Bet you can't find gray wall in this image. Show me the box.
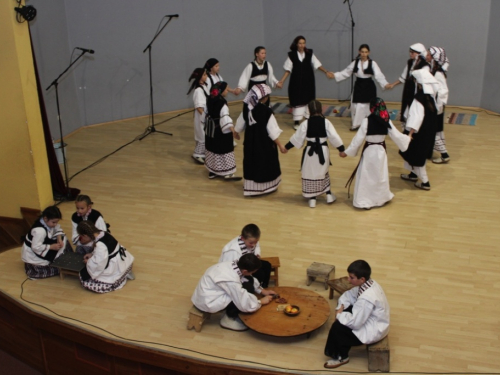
[29,0,497,137]
[482,1,500,113]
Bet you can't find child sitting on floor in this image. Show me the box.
[324,260,390,369]
[21,206,69,279]
[218,224,272,288]
[71,194,109,254]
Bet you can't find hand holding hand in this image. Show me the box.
[232,130,240,140]
[280,146,288,154]
[233,88,242,96]
[385,83,392,90]
[276,81,283,89]
[339,151,347,158]
[326,71,334,79]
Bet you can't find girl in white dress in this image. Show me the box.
[77,221,134,294]
[332,44,391,131]
[233,46,280,98]
[187,68,209,164]
[342,98,410,210]
[285,100,345,208]
[427,46,450,164]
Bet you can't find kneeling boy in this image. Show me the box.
[192,253,276,331]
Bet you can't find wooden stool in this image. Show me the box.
[260,256,280,286]
[367,335,390,372]
[187,305,211,332]
[327,276,354,299]
[306,262,335,290]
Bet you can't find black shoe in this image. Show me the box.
[400,173,418,182]
[414,181,431,190]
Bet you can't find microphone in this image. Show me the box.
[76,47,95,54]
[164,14,179,18]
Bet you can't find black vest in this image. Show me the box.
[72,209,103,226]
[24,220,59,261]
[352,58,374,75]
[288,49,315,107]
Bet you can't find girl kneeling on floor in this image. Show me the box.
[77,221,134,293]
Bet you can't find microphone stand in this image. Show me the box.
[139,16,175,140]
[46,50,88,200]
[346,0,355,94]
[339,0,356,103]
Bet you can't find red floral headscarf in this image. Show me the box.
[370,97,389,122]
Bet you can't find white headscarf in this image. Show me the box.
[429,46,449,72]
[243,84,272,125]
[412,69,439,96]
[410,43,427,59]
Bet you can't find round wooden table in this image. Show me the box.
[239,286,331,337]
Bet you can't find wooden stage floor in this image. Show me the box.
[1,98,499,374]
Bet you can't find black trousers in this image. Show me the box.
[226,276,257,318]
[324,306,363,359]
[252,259,271,288]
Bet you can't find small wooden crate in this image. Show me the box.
[306,262,335,290]
[367,335,390,372]
[187,305,211,332]
[327,276,354,299]
[260,256,280,286]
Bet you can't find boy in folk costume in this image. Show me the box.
[324,260,390,369]
[399,69,440,190]
[218,224,272,288]
[192,253,276,331]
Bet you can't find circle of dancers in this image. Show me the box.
[188,37,450,209]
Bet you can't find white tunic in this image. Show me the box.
[192,261,262,314]
[289,118,343,182]
[193,85,209,142]
[283,51,322,72]
[433,70,449,115]
[237,61,279,92]
[219,104,233,134]
[71,215,107,245]
[206,73,224,90]
[21,219,66,266]
[218,236,262,263]
[345,119,410,209]
[336,279,390,344]
[235,112,283,141]
[334,60,388,127]
[85,233,134,284]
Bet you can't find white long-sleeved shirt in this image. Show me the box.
[192,261,262,313]
[337,279,390,344]
[237,61,279,92]
[283,51,322,72]
[334,59,388,89]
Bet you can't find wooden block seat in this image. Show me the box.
[260,256,280,286]
[327,276,354,299]
[187,305,212,332]
[367,335,390,372]
[306,262,335,290]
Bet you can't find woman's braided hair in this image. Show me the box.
[76,220,99,250]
